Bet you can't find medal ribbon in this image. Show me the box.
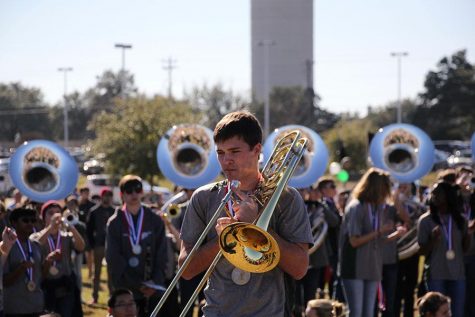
[47,232,61,267]
[368,204,380,232]
[440,215,453,251]
[225,182,236,217]
[15,239,33,281]
[122,205,144,250]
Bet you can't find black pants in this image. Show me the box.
[395,255,419,317]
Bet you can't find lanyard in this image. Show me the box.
[225,182,236,217]
[368,204,380,231]
[122,205,144,248]
[47,232,61,267]
[440,215,453,251]
[463,202,472,220]
[15,239,33,281]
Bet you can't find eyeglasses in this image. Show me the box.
[327,184,336,189]
[114,302,137,309]
[20,217,37,224]
[123,185,143,194]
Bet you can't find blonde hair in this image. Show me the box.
[352,167,392,204]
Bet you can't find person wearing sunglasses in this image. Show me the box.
[106,175,168,317]
[3,207,44,316]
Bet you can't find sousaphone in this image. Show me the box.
[157,124,221,189]
[9,140,78,203]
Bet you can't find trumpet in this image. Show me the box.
[62,209,79,227]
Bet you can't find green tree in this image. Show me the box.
[249,86,339,134]
[184,83,248,128]
[89,96,201,184]
[0,83,51,142]
[323,118,377,172]
[415,50,475,139]
[48,92,90,141]
[83,70,137,115]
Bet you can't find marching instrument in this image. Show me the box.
[308,213,328,255]
[160,190,189,219]
[263,125,328,188]
[369,123,434,183]
[157,124,221,189]
[8,140,78,202]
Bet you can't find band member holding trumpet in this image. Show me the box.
[3,208,44,316]
[178,111,313,316]
[33,200,85,317]
[106,175,168,317]
[418,181,470,317]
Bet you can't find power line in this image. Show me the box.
[162,57,177,99]
[0,108,50,116]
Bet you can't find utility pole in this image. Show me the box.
[258,40,276,138]
[162,57,177,99]
[58,67,73,148]
[114,43,133,100]
[390,51,409,123]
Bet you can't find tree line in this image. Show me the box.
[0,50,473,179]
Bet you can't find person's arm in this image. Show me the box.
[178,238,220,280]
[68,224,85,252]
[349,222,394,248]
[34,213,62,245]
[270,230,309,279]
[4,260,34,287]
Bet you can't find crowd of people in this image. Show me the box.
[0,110,473,317]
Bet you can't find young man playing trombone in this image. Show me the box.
[178,111,313,317]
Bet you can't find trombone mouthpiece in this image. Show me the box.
[230,180,240,190]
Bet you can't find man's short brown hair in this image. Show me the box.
[317,176,336,191]
[213,110,262,148]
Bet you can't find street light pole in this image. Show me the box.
[390,51,409,123]
[258,40,276,138]
[114,43,133,100]
[58,67,73,148]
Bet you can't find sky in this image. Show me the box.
[0,0,474,116]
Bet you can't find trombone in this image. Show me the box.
[150,130,308,317]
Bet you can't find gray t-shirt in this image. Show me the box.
[417,212,467,280]
[3,237,45,314]
[180,182,313,317]
[339,199,386,281]
[33,231,75,280]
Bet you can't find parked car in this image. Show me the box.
[82,158,105,175]
[85,174,172,205]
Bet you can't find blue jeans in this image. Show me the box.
[427,279,465,317]
[342,279,378,317]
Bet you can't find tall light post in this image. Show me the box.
[58,67,73,148]
[114,43,133,99]
[258,40,276,138]
[390,51,409,123]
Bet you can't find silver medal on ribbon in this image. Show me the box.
[231,267,251,285]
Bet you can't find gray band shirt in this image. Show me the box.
[339,199,385,281]
[180,182,313,317]
[417,211,467,280]
[106,205,168,298]
[3,238,45,314]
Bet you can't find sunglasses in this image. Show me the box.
[20,217,37,224]
[123,184,143,194]
[327,184,336,189]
